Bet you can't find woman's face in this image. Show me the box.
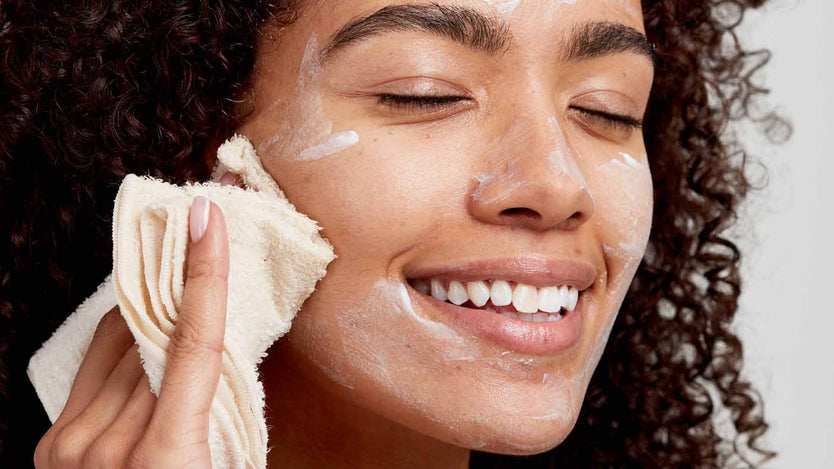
[234,0,653,454]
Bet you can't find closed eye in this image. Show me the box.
[376,94,469,112]
[568,106,643,129]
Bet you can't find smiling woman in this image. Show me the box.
[0,0,779,468]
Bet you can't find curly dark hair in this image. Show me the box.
[0,0,783,467]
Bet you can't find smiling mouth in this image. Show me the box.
[400,256,597,353]
[405,277,581,323]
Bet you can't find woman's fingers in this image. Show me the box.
[54,307,133,426]
[44,345,143,467]
[218,171,242,187]
[145,197,229,447]
[36,197,229,468]
[83,374,156,468]
[35,310,134,468]
[219,170,253,190]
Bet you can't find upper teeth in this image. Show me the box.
[415,278,580,313]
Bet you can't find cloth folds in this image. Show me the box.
[27,135,337,468]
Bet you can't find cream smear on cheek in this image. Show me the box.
[258,34,358,162]
[297,130,359,160]
[577,149,653,385]
[598,150,653,277]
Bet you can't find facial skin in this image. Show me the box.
[226,0,654,467]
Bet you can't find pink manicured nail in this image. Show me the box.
[190,196,210,242]
[219,172,237,186]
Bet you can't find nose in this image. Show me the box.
[468,115,595,232]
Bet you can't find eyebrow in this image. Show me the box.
[563,21,655,65]
[320,3,512,61]
[320,3,655,67]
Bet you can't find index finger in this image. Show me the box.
[150,197,229,438]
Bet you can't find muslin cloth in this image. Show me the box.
[27,135,337,468]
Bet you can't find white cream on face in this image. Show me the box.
[546,116,590,191]
[484,0,521,14]
[597,151,653,272]
[547,148,589,189]
[471,115,591,207]
[258,34,359,162]
[472,168,532,204]
[571,149,652,387]
[297,130,359,160]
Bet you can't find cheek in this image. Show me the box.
[564,151,653,390]
[259,128,475,267]
[590,151,654,288]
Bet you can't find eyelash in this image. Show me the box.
[376,94,468,111]
[567,105,643,131]
[375,94,643,131]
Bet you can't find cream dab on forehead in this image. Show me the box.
[483,0,521,14]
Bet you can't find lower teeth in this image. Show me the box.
[424,290,570,322]
[498,311,563,322]
[477,305,565,322]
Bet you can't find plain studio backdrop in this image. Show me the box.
[731,0,833,467]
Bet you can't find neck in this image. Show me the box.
[262,343,471,469]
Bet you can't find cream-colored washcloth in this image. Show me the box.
[27,135,336,468]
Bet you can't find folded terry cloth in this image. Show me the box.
[27,135,337,468]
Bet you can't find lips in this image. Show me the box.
[402,256,597,355]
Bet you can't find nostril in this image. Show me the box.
[500,207,541,220]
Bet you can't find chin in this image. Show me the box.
[440,413,579,455]
[387,376,586,456]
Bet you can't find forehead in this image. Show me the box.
[295,0,646,43]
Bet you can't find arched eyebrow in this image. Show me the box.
[563,21,655,65]
[320,3,512,61]
[320,3,655,68]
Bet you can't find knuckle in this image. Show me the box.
[50,425,91,467]
[169,315,222,358]
[186,257,227,283]
[125,439,157,469]
[93,307,125,339]
[82,434,128,469]
[34,428,57,468]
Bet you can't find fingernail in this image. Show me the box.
[219,172,237,186]
[190,196,210,242]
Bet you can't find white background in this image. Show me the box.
[734,0,833,467]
